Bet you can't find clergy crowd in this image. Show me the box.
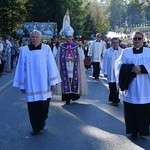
[0,11,149,141]
[0,28,149,140]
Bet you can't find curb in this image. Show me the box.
[0,80,13,93]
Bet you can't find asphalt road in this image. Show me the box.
[0,70,149,150]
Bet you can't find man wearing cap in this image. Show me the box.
[88,33,106,80]
[13,30,61,135]
[56,26,88,104]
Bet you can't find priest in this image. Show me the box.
[88,33,106,80]
[56,24,88,105]
[13,30,61,135]
[115,31,150,140]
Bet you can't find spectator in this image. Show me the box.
[49,35,59,59]
[5,41,11,73]
[83,40,91,70]
[0,37,4,76]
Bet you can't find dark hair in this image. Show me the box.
[52,35,58,40]
[111,37,119,43]
[134,31,144,38]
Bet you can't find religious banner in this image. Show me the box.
[24,22,57,38]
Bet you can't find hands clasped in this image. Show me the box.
[66,57,74,62]
[132,66,141,74]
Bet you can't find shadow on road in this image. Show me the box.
[62,102,125,135]
[62,102,150,150]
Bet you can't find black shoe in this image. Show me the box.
[113,102,118,106]
[65,101,70,105]
[40,122,45,131]
[131,133,138,140]
[95,77,99,80]
[31,131,42,136]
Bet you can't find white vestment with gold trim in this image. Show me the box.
[13,44,61,102]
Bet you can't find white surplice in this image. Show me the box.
[13,44,61,102]
[103,46,123,82]
[115,47,150,104]
[52,44,58,58]
[88,40,106,62]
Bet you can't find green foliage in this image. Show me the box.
[83,1,110,38]
[109,0,128,29]
[28,0,85,36]
[82,13,96,39]
[107,0,150,32]
[0,0,29,37]
[127,0,144,25]
[1,0,150,39]
[0,0,112,39]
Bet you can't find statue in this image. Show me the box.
[59,10,74,36]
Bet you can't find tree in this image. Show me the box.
[127,0,145,27]
[109,0,128,30]
[28,0,85,36]
[0,0,29,37]
[28,0,49,21]
[143,0,150,23]
[83,13,96,39]
[83,0,110,38]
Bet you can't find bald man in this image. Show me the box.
[13,30,61,135]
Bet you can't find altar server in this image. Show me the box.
[115,31,150,140]
[13,30,61,135]
[103,37,123,106]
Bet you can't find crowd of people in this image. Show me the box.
[0,23,150,140]
[0,36,20,77]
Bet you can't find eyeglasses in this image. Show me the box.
[133,37,142,41]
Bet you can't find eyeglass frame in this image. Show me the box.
[133,37,143,41]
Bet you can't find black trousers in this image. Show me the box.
[0,60,5,73]
[62,93,80,102]
[27,98,50,132]
[124,101,150,136]
[92,62,100,79]
[11,55,16,70]
[108,82,120,103]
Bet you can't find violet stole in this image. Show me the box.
[60,43,79,93]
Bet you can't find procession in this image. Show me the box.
[0,0,150,150]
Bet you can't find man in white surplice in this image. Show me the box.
[13,30,61,135]
[88,33,106,79]
[115,31,150,140]
[103,37,123,106]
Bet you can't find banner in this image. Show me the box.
[24,22,57,38]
